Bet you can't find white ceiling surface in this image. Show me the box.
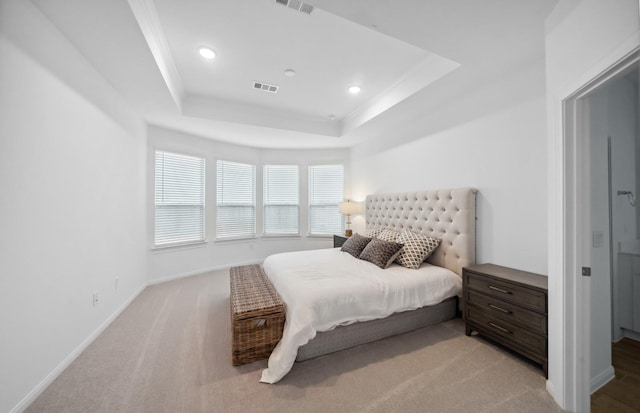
[31,0,558,149]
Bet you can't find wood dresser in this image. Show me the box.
[463,263,548,377]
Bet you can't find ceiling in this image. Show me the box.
[31,0,558,149]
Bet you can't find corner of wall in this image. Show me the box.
[8,284,147,413]
[590,365,615,394]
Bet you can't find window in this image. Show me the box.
[263,165,299,235]
[216,160,256,239]
[308,164,344,235]
[154,151,205,247]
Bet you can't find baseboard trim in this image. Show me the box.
[590,365,615,394]
[545,379,557,402]
[9,282,147,413]
[146,259,263,286]
[622,328,640,342]
[11,261,263,413]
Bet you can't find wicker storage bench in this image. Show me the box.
[230,264,285,366]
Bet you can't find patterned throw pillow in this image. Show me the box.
[366,227,385,239]
[340,233,372,258]
[395,229,441,269]
[376,228,400,242]
[359,238,404,269]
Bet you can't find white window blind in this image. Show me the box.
[154,151,205,247]
[263,165,299,235]
[308,164,344,235]
[216,160,256,239]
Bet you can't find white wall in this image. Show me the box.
[350,61,548,275]
[147,126,349,282]
[545,0,640,409]
[0,2,147,412]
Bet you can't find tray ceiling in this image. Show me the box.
[30,0,558,148]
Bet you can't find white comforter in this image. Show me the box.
[259,248,462,383]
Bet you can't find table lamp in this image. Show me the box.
[338,200,359,237]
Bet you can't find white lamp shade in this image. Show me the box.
[338,200,360,215]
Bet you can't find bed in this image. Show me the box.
[260,187,477,383]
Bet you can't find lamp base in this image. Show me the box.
[345,229,353,237]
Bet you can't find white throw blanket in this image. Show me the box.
[260,248,462,383]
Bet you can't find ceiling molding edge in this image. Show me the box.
[341,54,461,135]
[182,95,341,137]
[127,0,184,112]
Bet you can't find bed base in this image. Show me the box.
[295,296,458,362]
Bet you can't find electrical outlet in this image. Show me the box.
[115,277,120,290]
[92,292,99,307]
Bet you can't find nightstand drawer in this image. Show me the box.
[466,290,547,335]
[463,264,548,377]
[466,306,546,356]
[464,271,546,313]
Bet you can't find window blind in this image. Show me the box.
[216,160,256,239]
[308,164,344,235]
[263,165,299,235]
[154,151,205,247]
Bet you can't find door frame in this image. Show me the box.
[560,48,639,412]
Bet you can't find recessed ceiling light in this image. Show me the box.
[284,69,296,77]
[328,115,336,120]
[348,85,361,94]
[198,47,216,60]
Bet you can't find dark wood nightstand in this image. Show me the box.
[333,235,348,248]
[463,263,548,377]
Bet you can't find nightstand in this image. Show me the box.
[333,235,348,248]
[463,263,548,377]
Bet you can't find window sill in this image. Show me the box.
[261,234,302,239]
[214,236,258,244]
[151,235,336,251]
[151,240,208,253]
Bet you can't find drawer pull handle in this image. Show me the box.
[488,304,512,314]
[489,322,511,334]
[488,285,512,294]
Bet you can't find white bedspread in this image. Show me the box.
[259,247,462,383]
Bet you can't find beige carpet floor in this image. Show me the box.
[26,269,563,413]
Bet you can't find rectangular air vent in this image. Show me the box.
[274,0,314,15]
[253,81,279,94]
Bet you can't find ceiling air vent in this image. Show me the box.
[253,81,279,94]
[274,0,314,15]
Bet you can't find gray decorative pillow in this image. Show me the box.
[359,238,404,269]
[377,228,400,242]
[340,233,372,258]
[395,229,441,269]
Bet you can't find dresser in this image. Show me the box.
[463,263,548,377]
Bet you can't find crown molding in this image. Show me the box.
[127,0,184,111]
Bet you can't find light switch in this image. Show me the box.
[593,231,604,248]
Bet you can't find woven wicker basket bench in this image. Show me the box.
[229,264,285,366]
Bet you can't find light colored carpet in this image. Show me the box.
[26,269,563,413]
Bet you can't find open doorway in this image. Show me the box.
[580,61,640,412]
[562,49,640,413]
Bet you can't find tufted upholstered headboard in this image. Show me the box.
[365,188,477,277]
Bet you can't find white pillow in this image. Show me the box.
[395,229,441,269]
[376,228,400,242]
[366,227,385,239]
